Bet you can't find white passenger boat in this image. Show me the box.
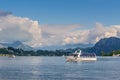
[65,49,97,62]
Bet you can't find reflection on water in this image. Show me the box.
[0,56,120,80]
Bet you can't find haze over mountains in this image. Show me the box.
[0,37,120,56]
[39,37,120,56]
[38,43,94,50]
[0,41,33,51]
[0,40,93,50]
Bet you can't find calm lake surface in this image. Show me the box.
[0,56,120,80]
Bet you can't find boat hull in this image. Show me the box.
[65,56,97,62]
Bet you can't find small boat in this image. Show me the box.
[8,54,15,58]
[65,49,97,62]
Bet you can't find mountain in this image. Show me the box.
[64,43,94,49]
[11,41,33,51]
[91,37,120,55]
[11,41,23,47]
[0,42,10,48]
[38,43,94,50]
[0,41,33,51]
[0,44,4,48]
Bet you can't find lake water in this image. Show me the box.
[0,56,120,80]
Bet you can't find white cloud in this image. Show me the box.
[87,23,120,43]
[41,24,82,35]
[41,24,82,46]
[41,23,120,46]
[63,30,89,44]
[0,15,42,47]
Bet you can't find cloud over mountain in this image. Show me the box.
[41,23,120,46]
[88,23,120,43]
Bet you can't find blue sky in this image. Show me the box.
[0,0,120,47]
[1,0,120,27]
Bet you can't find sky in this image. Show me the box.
[0,0,120,47]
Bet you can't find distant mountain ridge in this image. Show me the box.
[0,41,33,51]
[91,37,120,55]
[0,41,94,51]
[38,43,94,50]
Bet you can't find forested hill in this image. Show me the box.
[91,37,120,55]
